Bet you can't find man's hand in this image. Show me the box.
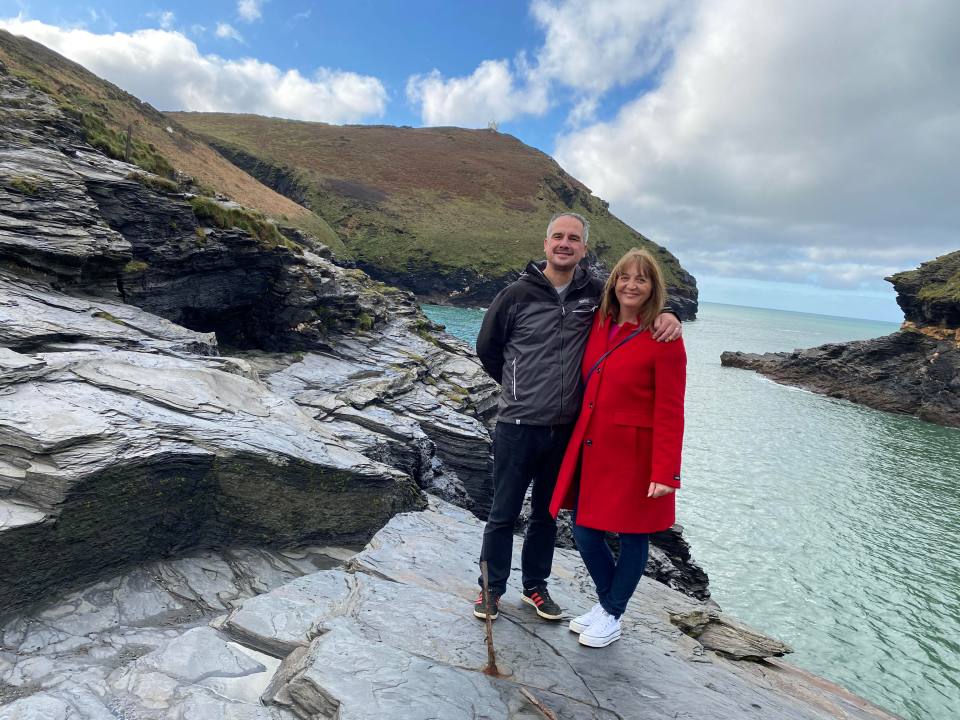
[647,482,676,498]
[651,312,682,342]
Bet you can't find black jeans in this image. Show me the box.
[478,421,574,595]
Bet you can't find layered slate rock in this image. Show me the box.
[232,499,893,720]
[1,498,896,719]
[0,334,422,613]
[0,545,354,719]
[722,253,960,428]
[0,56,498,616]
[258,321,498,514]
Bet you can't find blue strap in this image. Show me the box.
[584,325,644,381]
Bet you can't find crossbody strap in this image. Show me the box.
[584,325,645,382]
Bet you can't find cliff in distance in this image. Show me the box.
[722,251,960,427]
[168,112,699,315]
[0,30,903,720]
[0,28,699,317]
[0,28,358,256]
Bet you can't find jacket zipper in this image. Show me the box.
[531,262,579,422]
[559,301,565,419]
[512,358,517,399]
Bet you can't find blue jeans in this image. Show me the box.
[572,509,649,618]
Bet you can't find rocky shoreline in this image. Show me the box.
[721,252,959,428]
[0,498,900,720]
[0,52,899,718]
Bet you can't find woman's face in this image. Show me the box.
[614,263,652,318]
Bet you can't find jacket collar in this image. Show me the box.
[521,259,593,291]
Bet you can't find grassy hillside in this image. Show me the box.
[0,29,345,255]
[169,112,696,304]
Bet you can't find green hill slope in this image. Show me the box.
[169,112,698,314]
[0,29,345,254]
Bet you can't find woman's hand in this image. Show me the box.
[647,482,676,498]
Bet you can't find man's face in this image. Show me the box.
[543,215,587,273]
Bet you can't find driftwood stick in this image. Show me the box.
[520,687,558,720]
[479,560,501,676]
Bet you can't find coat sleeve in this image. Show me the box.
[475,287,514,384]
[651,337,686,488]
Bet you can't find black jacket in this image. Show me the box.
[477,261,604,426]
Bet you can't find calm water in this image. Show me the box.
[422,301,960,720]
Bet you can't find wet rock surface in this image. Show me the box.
[0,56,902,719]
[0,545,353,720]
[0,499,898,719]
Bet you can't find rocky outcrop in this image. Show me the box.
[0,53,717,621]
[0,60,494,614]
[721,331,959,426]
[0,498,898,720]
[722,253,959,427]
[886,250,960,328]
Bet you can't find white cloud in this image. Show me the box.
[237,0,263,23]
[215,22,242,41]
[0,17,387,124]
[554,0,960,293]
[147,10,175,30]
[530,0,690,96]
[405,0,691,128]
[407,59,548,128]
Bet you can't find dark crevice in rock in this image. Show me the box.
[0,451,424,618]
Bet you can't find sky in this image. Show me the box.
[1,1,957,322]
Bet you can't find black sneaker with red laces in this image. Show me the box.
[521,585,563,620]
[473,589,500,620]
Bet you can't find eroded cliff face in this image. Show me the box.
[721,252,960,427]
[0,45,903,720]
[169,112,700,317]
[0,60,499,614]
[0,57,712,620]
[887,250,960,329]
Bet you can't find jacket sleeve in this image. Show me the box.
[651,337,686,488]
[475,288,514,384]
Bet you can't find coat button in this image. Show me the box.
[588,402,593,409]
[585,439,593,446]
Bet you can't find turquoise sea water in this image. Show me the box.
[422,301,960,720]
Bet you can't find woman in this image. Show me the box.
[549,248,686,648]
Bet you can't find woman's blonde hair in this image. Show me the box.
[598,248,667,329]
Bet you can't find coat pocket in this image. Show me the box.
[611,409,654,427]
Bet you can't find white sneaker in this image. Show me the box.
[568,603,604,634]
[578,610,622,648]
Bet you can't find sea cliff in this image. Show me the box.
[0,37,896,720]
[721,251,960,427]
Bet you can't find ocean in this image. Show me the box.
[421,301,960,720]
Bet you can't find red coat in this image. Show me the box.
[549,314,686,533]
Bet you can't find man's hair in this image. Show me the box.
[598,247,667,330]
[546,212,590,244]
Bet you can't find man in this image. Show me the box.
[473,212,682,621]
